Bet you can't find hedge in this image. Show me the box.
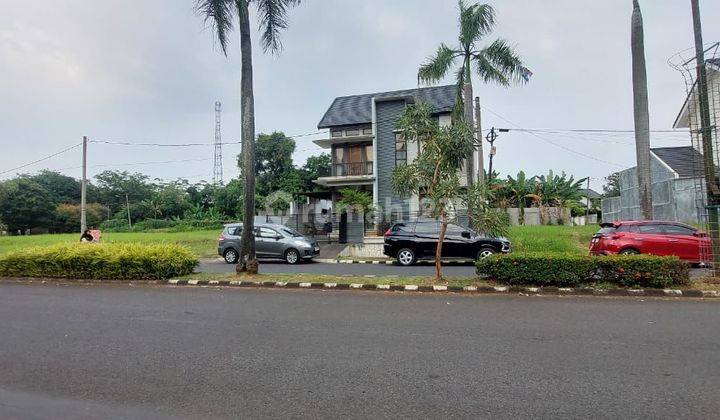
[476,253,690,288]
[0,243,198,280]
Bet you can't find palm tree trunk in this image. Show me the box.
[474,96,485,184]
[463,82,475,187]
[631,0,653,220]
[237,0,258,274]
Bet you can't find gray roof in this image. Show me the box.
[318,85,457,129]
[651,146,704,178]
[580,188,601,199]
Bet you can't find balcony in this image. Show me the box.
[315,161,375,187]
[333,162,373,176]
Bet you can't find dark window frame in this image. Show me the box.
[395,132,407,166]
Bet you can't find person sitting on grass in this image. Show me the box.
[80,229,94,243]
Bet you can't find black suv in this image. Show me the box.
[383,219,511,266]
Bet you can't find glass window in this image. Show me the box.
[228,226,242,236]
[280,227,302,237]
[331,130,343,138]
[257,227,279,238]
[345,128,360,136]
[414,220,440,234]
[617,225,639,233]
[395,133,407,166]
[638,224,663,234]
[662,225,696,236]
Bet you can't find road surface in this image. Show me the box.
[1,283,718,419]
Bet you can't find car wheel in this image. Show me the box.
[396,248,416,266]
[620,248,640,255]
[285,248,300,264]
[477,247,495,260]
[223,248,239,264]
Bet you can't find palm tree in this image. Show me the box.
[506,171,536,225]
[418,1,531,186]
[631,0,653,220]
[196,0,300,274]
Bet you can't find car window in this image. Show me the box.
[596,226,616,235]
[445,224,467,236]
[227,227,242,236]
[638,224,663,234]
[391,223,411,233]
[662,225,696,236]
[280,227,302,237]
[414,221,439,234]
[617,225,639,233]
[257,227,279,238]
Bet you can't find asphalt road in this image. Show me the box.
[198,258,478,277]
[1,283,719,419]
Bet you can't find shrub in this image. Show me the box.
[0,243,198,280]
[476,253,690,288]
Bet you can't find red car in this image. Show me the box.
[589,220,712,263]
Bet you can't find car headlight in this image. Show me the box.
[294,240,311,247]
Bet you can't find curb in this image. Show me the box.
[166,279,720,298]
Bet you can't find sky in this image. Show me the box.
[1,0,719,191]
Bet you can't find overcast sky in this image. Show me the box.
[1,0,719,190]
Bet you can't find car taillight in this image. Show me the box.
[384,229,392,237]
[218,234,226,241]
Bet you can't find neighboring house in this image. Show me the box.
[602,146,702,223]
[672,57,720,143]
[313,85,479,242]
[580,188,601,209]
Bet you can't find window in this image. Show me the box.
[331,130,343,138]
[228,226,242,236]
[638,224,663,234]
[414,220,439,234]
[345,128,360,136]
[332,143,373,176]
[257,227,279,238]
[363,127,373,135]
[662,225,695,236]
[280,227,302,237]
[395,133,406,166]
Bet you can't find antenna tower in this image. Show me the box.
[213,101,223,185]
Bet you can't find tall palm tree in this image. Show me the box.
[418,1,531,186]
[631,0,653,220]
[196,0,300,274]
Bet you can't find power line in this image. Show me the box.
[480,106,628,168]
[0,142,83,176]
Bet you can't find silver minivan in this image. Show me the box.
[218,223,320,264]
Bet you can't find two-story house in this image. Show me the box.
[314,85,477,239]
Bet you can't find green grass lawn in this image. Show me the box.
[0,230,219,258]
[507,225,597,255]
[0,225,599,259]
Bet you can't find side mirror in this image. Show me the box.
[274,235,283,240]
[461,231,471,239]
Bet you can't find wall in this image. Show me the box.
[375,100,410,213]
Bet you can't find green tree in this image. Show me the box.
[0,178,56,234]
[390,103,476,281]
[505,171,537,225]
[534,170,587,224]
[94,170,155,214]
[214,178,244,219]
[602,172,621,197]
[197,0,301,274]
[21,170,81,204]
[418,1,531,184]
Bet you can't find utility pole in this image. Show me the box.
[80,136,88,233]
[474,97,485,184]
[213,101,223,185]
[486,127,497,175]
[585,177,591,224]
[690,0,720,272]
[126,193,132,229]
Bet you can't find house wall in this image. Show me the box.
[375,99,410,214]
[601,154,702,223]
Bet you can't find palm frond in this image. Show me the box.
[451,66,466,118]
[418,43,461,85]
[195,0,235,55]
[458,1,495,50]
[256,0,301,54]
[473,39,532,86]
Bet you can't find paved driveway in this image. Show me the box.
[1,283,718,419]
